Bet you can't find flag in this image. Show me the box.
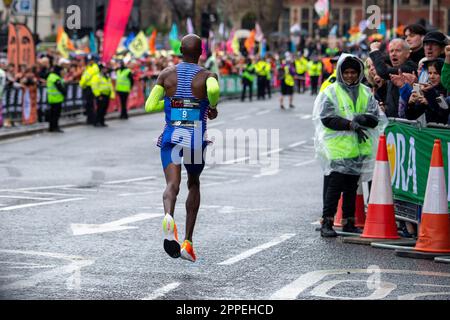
[89,32,98,54]
[244,29,256,55]
[57,26,75,59]
[255,23,264,42]
[186,17,194,34]
[169,23,181,55]
[317,11,329,27]
[16,24,36,68]
[231,32,240,55]
[260,39,267,58]
[129,31,149,58]
[149,29,157,55]
[314,0,329,17]
[7,24,19,74]
[102,0,134,64]
[123,32,136,49]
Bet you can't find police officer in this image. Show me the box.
[279,56,296,109]
[115,60,134,120]
[80,55,100,125]
[241,57,255,102]
[308,55,323,95]
[255,56,268,100]
[313,54,380,237]
[265,56,272,99]
[46,65,66,133]
[92,64,115,127]
[294,53,308,93]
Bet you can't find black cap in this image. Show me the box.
[341,57,361,74]
[423,31,448,46]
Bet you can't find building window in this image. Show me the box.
[400,0,410,5]
[302,8,309,20]
[281,8,290,35]
[342,8,352,36]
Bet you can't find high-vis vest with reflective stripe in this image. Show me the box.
[284,66,295,86]
[323,83,373,160]
[92,74,115,99]
[47,73,65,104]
[80,63,100,89]
[242,64,255,82]
[116,68,132,93]
[255,61,267,77]
[320,70,337,93]
[308,61,322,76]
[265,61,272,80]
[295,57,308,74]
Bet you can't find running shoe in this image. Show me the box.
[162,214,180,258]
[180,240,197,262]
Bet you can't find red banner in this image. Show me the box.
[7,24,19,74]
[101,0,134,64]
[16,24,36,68]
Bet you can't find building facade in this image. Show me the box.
[283,0,450,37]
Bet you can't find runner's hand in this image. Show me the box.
[208,108,218,120]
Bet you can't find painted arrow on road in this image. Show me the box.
[71,213,163,236]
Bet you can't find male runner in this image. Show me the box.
[145,34,220,262]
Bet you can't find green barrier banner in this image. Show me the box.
[385,121,450,210]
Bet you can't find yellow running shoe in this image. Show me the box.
[162,214,180,258]
[180,240,196,262]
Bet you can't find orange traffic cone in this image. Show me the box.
[334,183,366,228]
[414,140,450,253]
[361,135,400,239]
[334,195,344,227]
[355,183,366,228]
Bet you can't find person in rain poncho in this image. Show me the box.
[312,53,383,237]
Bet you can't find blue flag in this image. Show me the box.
[124,32,136,49]
[89,32,98,54]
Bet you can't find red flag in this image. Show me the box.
[149,29,157,55]
[101,0,134,64]
[7,24,19,74]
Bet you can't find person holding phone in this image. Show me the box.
[406,58,449,124]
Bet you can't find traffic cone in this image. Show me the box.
[361,135,400,239]
[334,195,344,227]
[355,183,366,228]
[414,140,450,253]
[333,185,365,228]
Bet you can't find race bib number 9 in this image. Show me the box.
[170,98,201,127]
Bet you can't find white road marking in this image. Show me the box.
[221,157,251,165]
[253,169,280,178]
[119,190,160,197]
[270,269,450,300]
[104,176,156,185]
[311,220,321,225]
[16,185,76,191]
[294,159,316,167]
[0,195,56,201]
[0,198,85,212]
[62,187,101,193]
[234,115,250,121]
[0,189,86,197]
[71,213,163,236]
[142,282,181,300]
[202,180,239,188]
[413,283,450,288]
[300,114,312,120]
[256,110,271,116]
[0,250,94,291]
[288,141,307,148]
[310,279,397,300]
[218,234,296,266]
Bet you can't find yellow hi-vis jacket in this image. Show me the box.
[320,70,337,93]
[295,57,308,75]
[92,73,115,99]
[80,63,100,89]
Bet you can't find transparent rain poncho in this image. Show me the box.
[312,54,388,181]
